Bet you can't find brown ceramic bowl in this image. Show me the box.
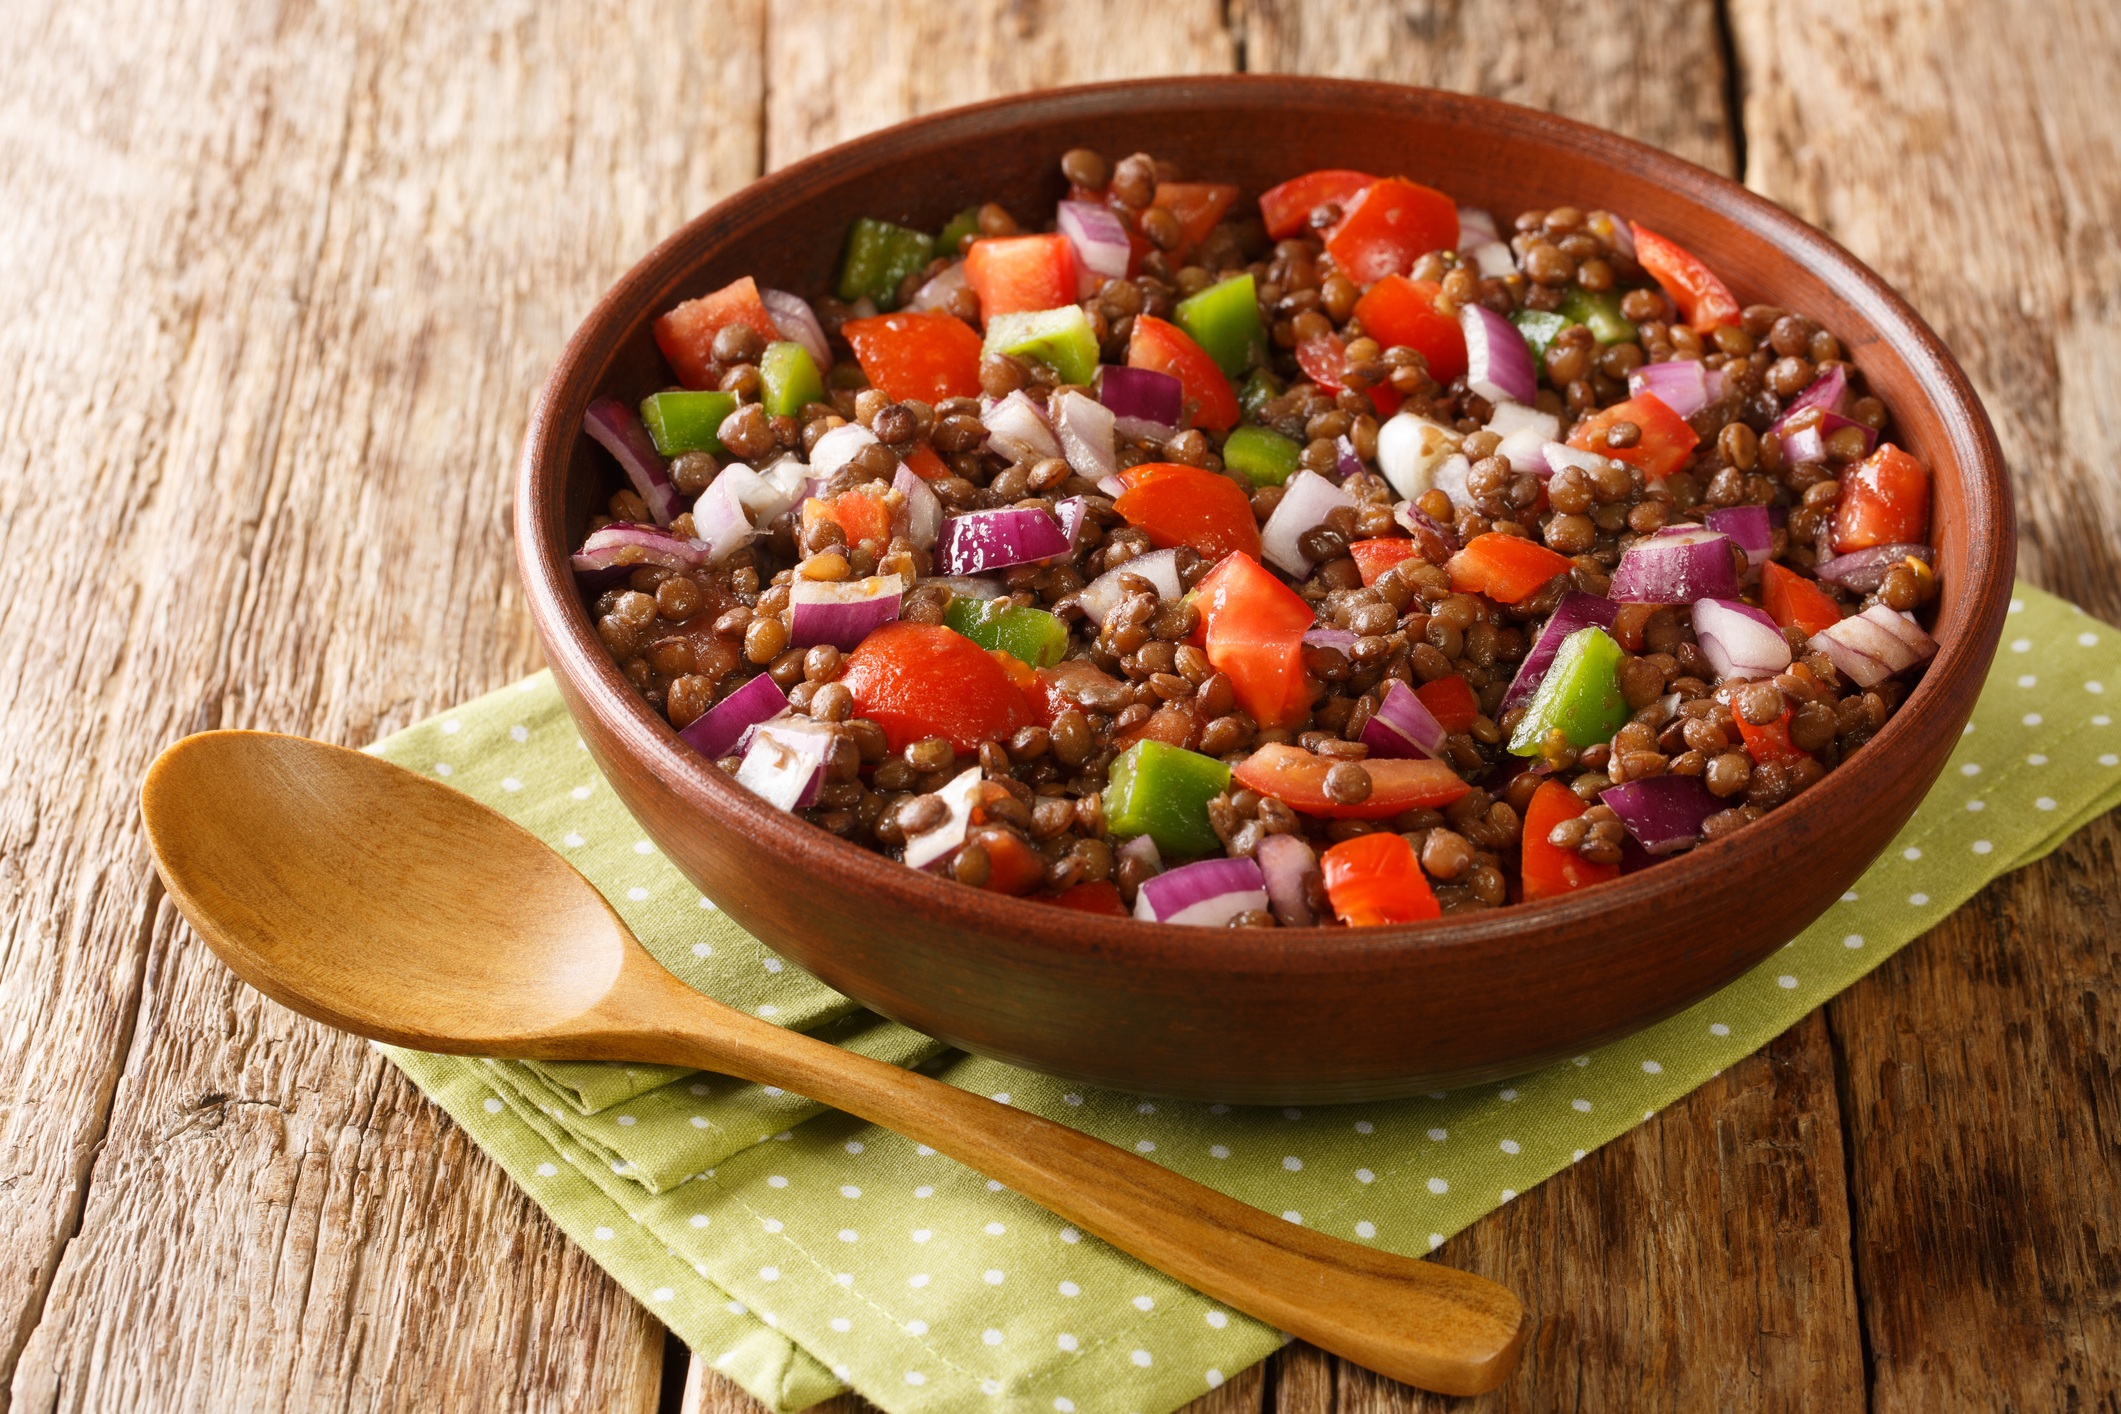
[516,77,2012,1104]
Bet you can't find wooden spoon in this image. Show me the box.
[140,730,1526,1395]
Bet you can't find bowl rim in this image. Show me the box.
[516,75,2014,973]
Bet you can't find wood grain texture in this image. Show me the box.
[0,0,763,1407]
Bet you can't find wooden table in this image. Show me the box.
[4,1,2116,1410]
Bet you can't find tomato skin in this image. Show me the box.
[973,822,1048,895]
[1519,779,1621,901]
[653,276,783,390]
[1415,675,1481,734]
[1325,178,1459,283]
[1113,464,1262,563]
[1832,443,1931,553]
[1259,169,1376,240]
[1127,315,1240,432]
[841,311,984,404]
[1190,552,1315,730]
[1446,532,1576,605]
[1348,538,1425,586]
[1046,880,1128,915]
[1232,743,1472,819]
[1735,708,1808,765]
[1351,276,1469,385]
[1566,393,1700,480]
[964,234,1076,318]
[839,623,1034,753]
[1026,659,1122,729]
[1294,334,1403,418]
[1321,832,1441,926]
[902,444,950,481]
[1629,223,1742,333]
[1761,561,1843,637]
[1152,182,1240,250]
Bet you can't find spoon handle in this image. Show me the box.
[610,979,1525,1396]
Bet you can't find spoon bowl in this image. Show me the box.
[140,729,1528,1396]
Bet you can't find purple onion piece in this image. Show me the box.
[1807,604,1936,688]
[1053,495,1090,553]
[789,574,904,651]
[1302,627,1362,651]
[1609,526,1739,604]
[1116,832,1163,875]
[1459,303,1537,407]
[1050,388,1118,482]
[1498,591,1620,715]
[733,720,828,811]
[1768,363,1850,434]
[1814,543,1933,593]
[759,289,832,373]
[1360,679,1448,760]
[1778,410,1876,466]
[1602,774,1721,855]
[679,672,788,760]
[583,396,681,526]
[907,262,968,314]
[1132,856,1268,927]
[1058,201,1132,291]
[1626,360,1714,419]
[1393,499,1461,558]
[1076,546,1183,625]
[809,422,881,478]
[1098,365,1184,429]
[1260,469,1356,577]
[892,464,944,551]
[937,506,1069,576]
[570,521,712,575]
[904,767,983,871]
[1691,597,1792,681]
[982,389,1062,464]
[1334,435,1364,482]
[1255,833,1318,927]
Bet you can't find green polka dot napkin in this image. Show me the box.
[378,581,2119,1414]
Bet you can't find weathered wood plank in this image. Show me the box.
[0,0,764,1408]
[1735,0,2121,1406]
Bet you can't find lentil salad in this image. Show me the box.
[572,147,1941,928]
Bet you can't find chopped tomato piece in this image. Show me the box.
[974,825,1047,895]
[1325,178,1459,284]
[1321,832,1441,926]
[1295,333,1402,418]
[1519,779,1621,901]
[1026,659,1122,729]
[653,276,782,390]
[1191,552,1316,730]
[839,623,1033,753]
[827,488,893,545]
[1735,708,1808,765]
[1115,701,1203,751]
[842,311,984,405]
[1566,393,1700,480]
[964,234,1076,319]
[1832,444,1931,553]
[1348,537,1425,586]
[902,444,950,481]
[1046,880,1127,915]
[1127,315,1239,432]
[1258,169,1375,240]
[1446,532,1575,605]
[1760,561,1843,637]
[1232,742,1471,820]
[1629,223,1742,333]
[1152,182,1239,251]
[1415,675,1481,734]
[1350,276,1468,385]
[1113,464,1261,563]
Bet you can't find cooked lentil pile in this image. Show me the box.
[573,149,1941,927]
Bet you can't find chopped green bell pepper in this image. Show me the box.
[759,341,824,419]
[1239,368,1284,419]
[937,206,982,257]
[1507,626,1632,756]
[1558,287,1637,346]
[1174,273,1267,380]
[639,390,737,457]
[1221,424,1302,486]
[1103,739,1231,858]
[837,217,936,311]
[942,597,1069,668]
[982,305,1100,386]
[1509,308,1570,364]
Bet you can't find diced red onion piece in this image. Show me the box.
[1691,597,1792,681]
[1469,242,1518,278]
[925,574,1006,601]
[1814,543,1933,593]
[1602,775,1721,855]
[1499,592,1620,715]
[583,396,681,527]
[679,672,788,760]
[1117,832,1162,875]
[937,506,1069,576]
[1768,363,1850,434]
[1254,833,1318,927]
[1132,856,1268,927]
[1058,201,1132,293]
[1460,304,1538,407]
[1456,207,1500,249]
[1542,441,1621,482]
[1260,469,1356,577]
[1431,453,1473,510]
[1098,365,1184,431]
[1095,473,1127,497]
[1485,401,1560,442]
[1303,627,1362,651]
[981,389,1061,464]
[1360,679,1448,760]
[759,289,832,373]
[1393,498,1461,558]
[790,573,903,651]
[571,521,712,575]
[1335,435,1363,482]
[1054,495,1090,552]
[1777,410,1876,465]
[691,471,760,564]
[810,422,880,479]
[906,262,967,314]
[1626,360,1715,419]
[1807,604,1936,687]
[903,766,983,872]
[1376,412,1463,500]
[734,719,828,811]
[1610,525,1739,603]
[1050,388,1118,482]
[1703,506,1773,579]
[1077,546,1183,626]
[892,464,944,550]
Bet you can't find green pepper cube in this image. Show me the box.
[1103,739,1231,858]
[942,597,1069,669]
[837,217,936,311]
[1558,287,1637,346]
[937,205,982,257]
[1507,626,1631,756]
[1239,368,1284,419]
[982,306,1100,387]
[1221,425,1302,487]
[759,341,825,419]
[1174,273,1267,380]
[1509,308,1570,364]
[639,390,738,457]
